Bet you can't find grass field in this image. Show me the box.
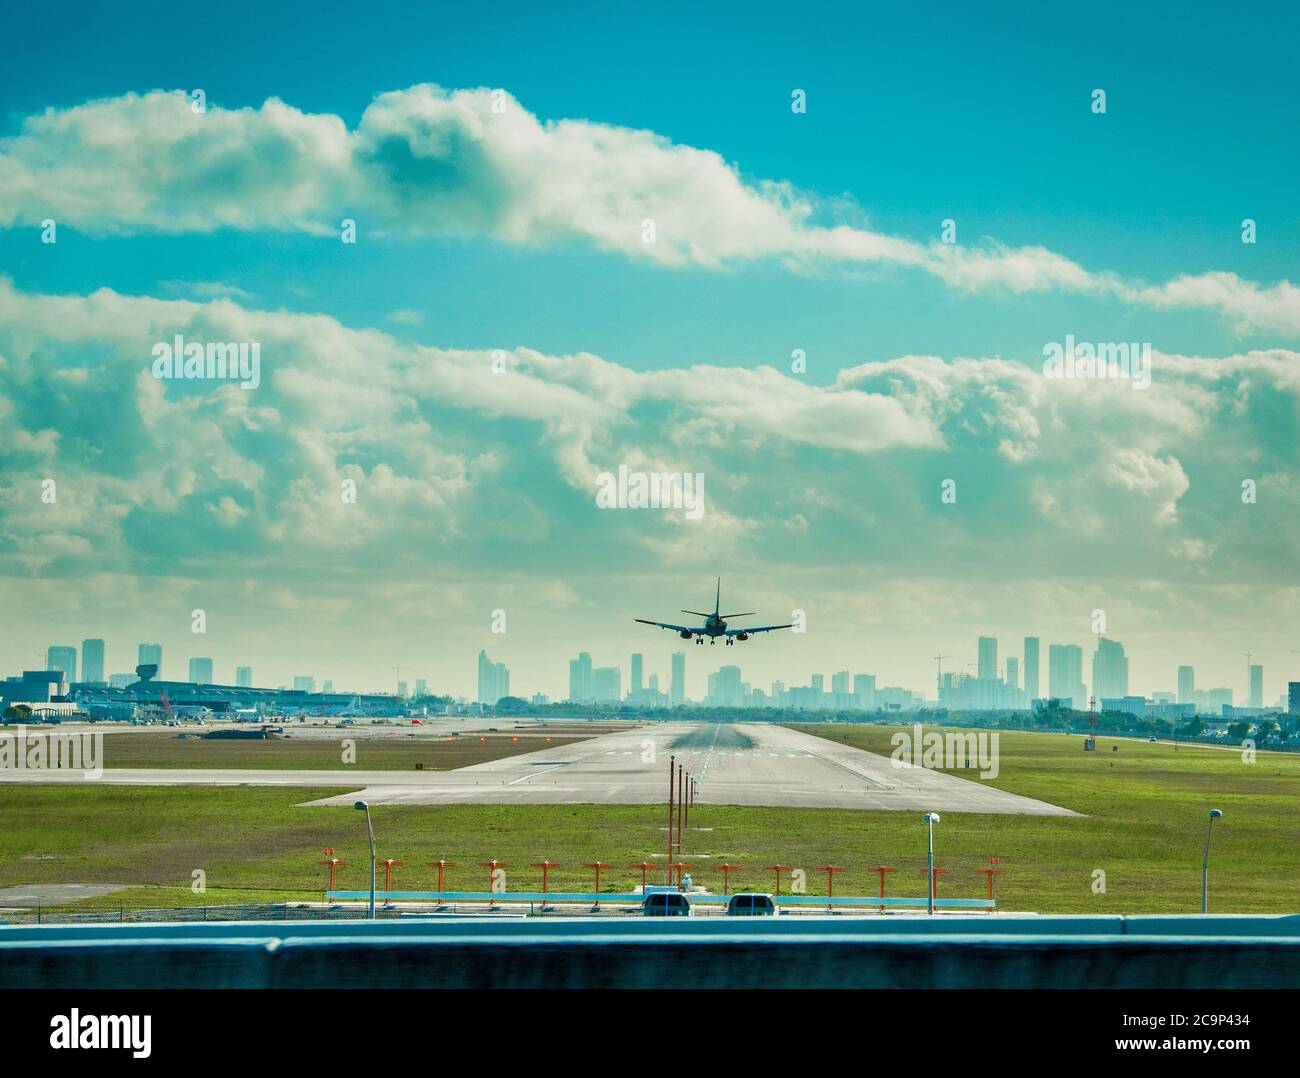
[88,731,589,770]
[1,723,1296,914]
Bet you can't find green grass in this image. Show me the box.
[1,723,1297,914]
[89,731,588,770]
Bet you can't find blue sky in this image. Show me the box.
[1,2,1297,700]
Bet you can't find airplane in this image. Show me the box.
[635,579,792,645]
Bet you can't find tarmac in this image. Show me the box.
[0,721,1080,815]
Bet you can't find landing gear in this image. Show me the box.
[725,638,734,646]
[695,636,704,645]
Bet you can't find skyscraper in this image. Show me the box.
[236,666,253,687]
[1177,665,1195,704]
[81,638,105,684]
[1048,644,1085,708]
[478,650,510,704]
[568,651,592,702]
[591,666,621,702]
[138,643,162,678]
[831,670,850,695]
[977,637,998,681]
[1249,664,1263,709]
[706,665,744,706]
[46,646,77,685]
[853,673,877,710]
[1023,637,1040,701]
[670,652,685,705]
[293,675,315,693]
[189,657,214,684]
[1005,657,1019,691]
[630,653,643,695]
[415,678,427,696]
[1091,638,1129,700]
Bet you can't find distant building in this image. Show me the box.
[591,666,621,703]
[977,637,998,681]
[189,657,215,685]
[630,653,643,696]
[414,678,427,696]
[0,670,66,704]
[293,676,315,693]
[1289,682,1300,716]
[671,652,686,705]
[852,673,877,710]
[1100,696,1146,719]
[648,673,660,693]
[568,652,593,703]
[396,680,408,697]
[1249,665,1263,709]
[81,639,105,685]
[1048,644,1085,708]
[322,681,334,693]
[831,670,850,695]
[138,644,163,679]
[46,646,77,685]
[1092,638,1129,701]
[1005,657,1019,691]
[706,665,744,707]
[108,673,136,689]
[1023,637,1040,701]
[477,650,510,705]
[235,666,253,688]
[1177,665,1195,704]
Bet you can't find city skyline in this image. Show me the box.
[23,623,1295,712]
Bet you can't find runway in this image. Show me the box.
[0,722,1080,815]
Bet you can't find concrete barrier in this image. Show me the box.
[2,914,1300,988]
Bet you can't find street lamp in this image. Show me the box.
[354,800,376,919]
[923,813,940,915]
[1202,808,1223,914]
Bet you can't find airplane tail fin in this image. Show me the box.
[714,577,721,617]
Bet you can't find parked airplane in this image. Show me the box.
[635,579,792,645]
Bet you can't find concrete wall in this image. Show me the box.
[3,915,1299,988]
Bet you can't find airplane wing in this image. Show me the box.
[635,618,699,635]
[725,623,793,635]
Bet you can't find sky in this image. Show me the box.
[1,1,1298,702]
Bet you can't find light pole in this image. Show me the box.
[923,813,940,915]
[355,800,376,919]
[1202,808,1223,914]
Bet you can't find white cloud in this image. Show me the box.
[3,86,1299,332]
